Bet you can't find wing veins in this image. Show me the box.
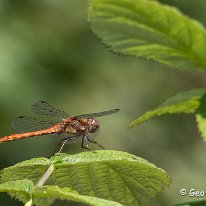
[76,109,120,118]
[32,101,69,119]
[11,116,59,133]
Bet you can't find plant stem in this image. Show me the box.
[24,165,54,206]
[24,198,32,206]
[35,165,54,188]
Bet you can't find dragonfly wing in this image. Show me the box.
[76,109,120,118]
[11,116,58,133]
[32,101,69,119]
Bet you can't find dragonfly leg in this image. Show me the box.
[82,135,94,151]
[87,136,105,149]
[57,138,69,154]
[49,135,79,157]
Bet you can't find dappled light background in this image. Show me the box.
[0,0,206,205]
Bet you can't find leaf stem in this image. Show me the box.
[24,198,32,206]
[35,165,54,188]
[24,165,55,206]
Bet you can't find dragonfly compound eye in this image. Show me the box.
[88,119,100,133]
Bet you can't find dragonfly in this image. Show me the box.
[0,101,119,153]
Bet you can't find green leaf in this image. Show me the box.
[0,179,123,206]
[129,88,206,128]
[0,179,34,195]
[0,150,170,206]
[34,185,123,206]
[0,179,34,204]
[175,200,206,206]
[89,0,206,70]
[195,114,206,142]
[129,88,206,141]
[195,92,206,141]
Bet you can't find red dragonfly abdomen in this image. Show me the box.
[0,127,57,143]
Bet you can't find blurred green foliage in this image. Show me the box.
[0,0,206,205]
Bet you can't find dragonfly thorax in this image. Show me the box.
[63,118,100,135]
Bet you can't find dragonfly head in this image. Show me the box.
[88,118,100,133]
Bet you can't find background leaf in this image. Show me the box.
[195,92,206,142]
[129,88,206,142]
[175,200,206,206]
[129,88,206,128]
[195,114,206,142]
[89,0,206,70]
[0,150,170,206]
